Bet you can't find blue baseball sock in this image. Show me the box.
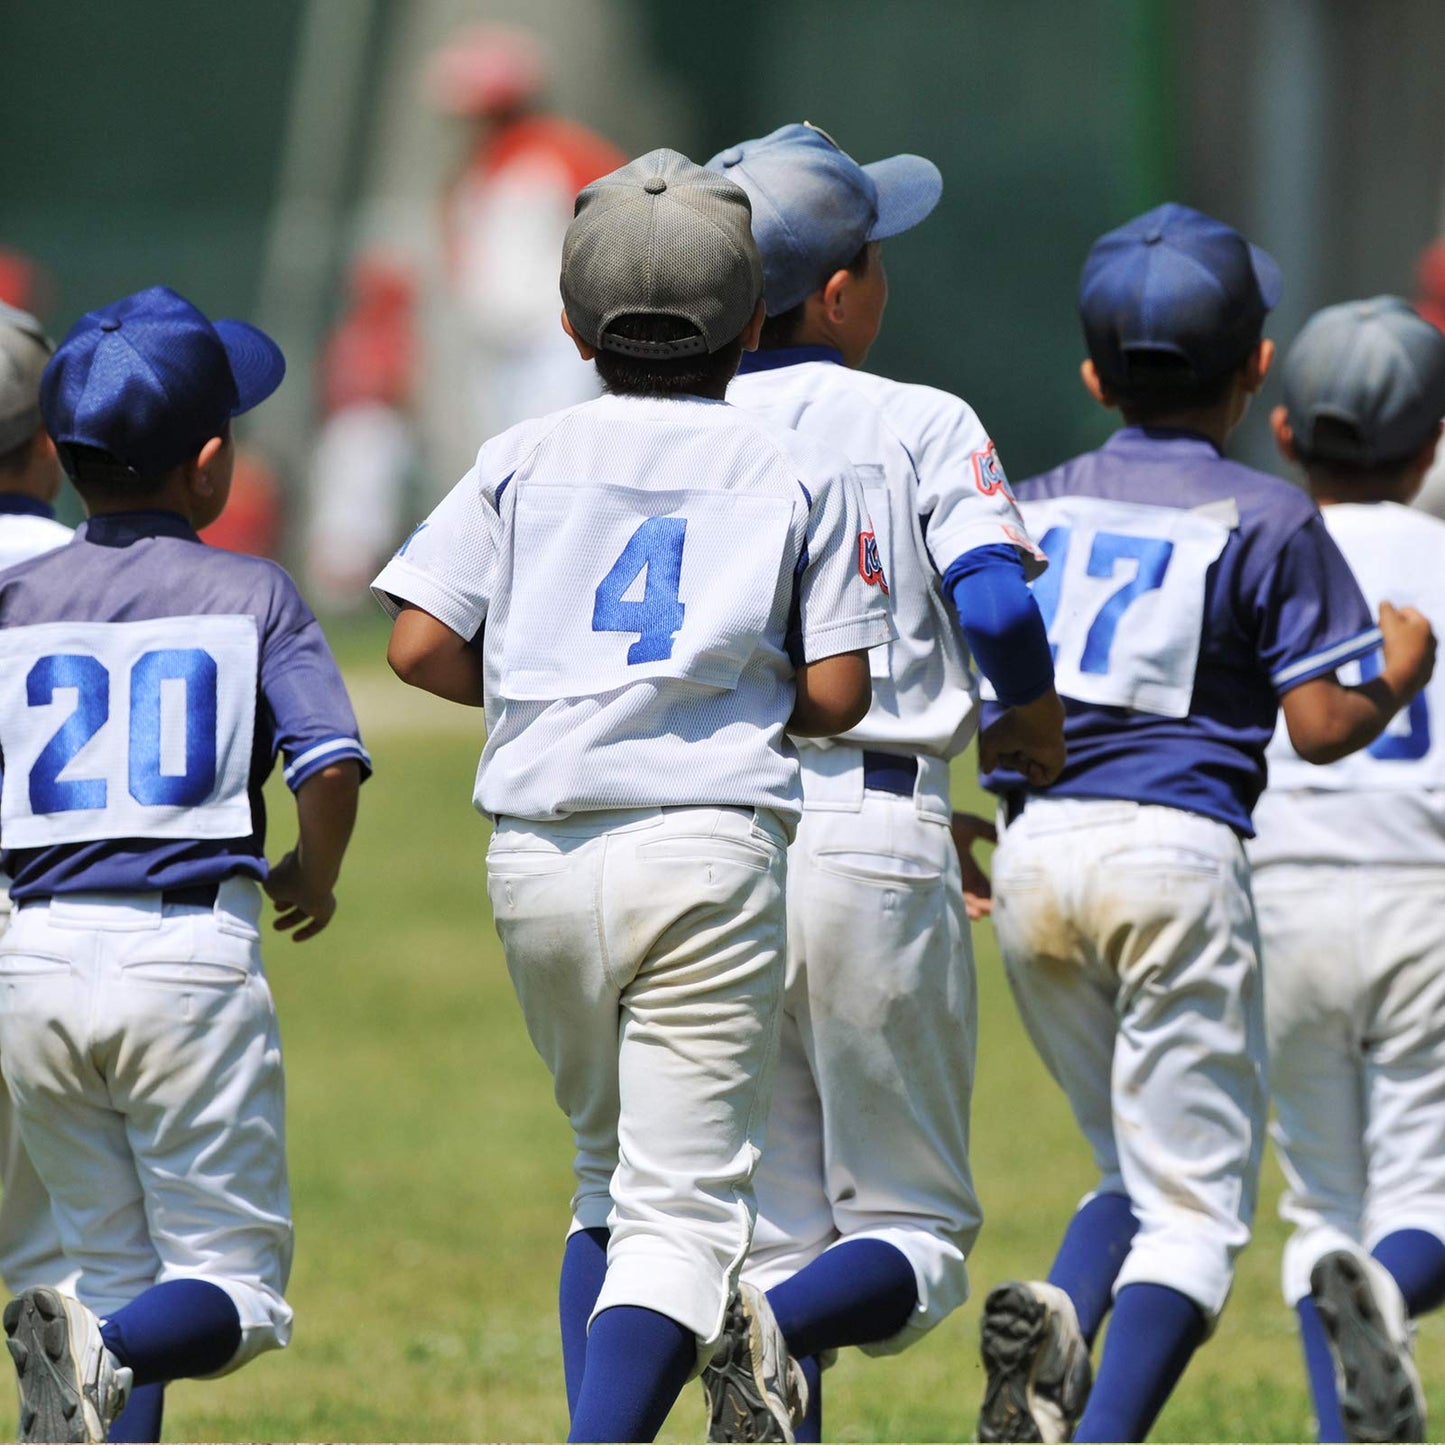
[794,1355,823,1443]
[105,1382,165,1443]
[1047,1192,1138,1344]
[767,1239,917,1359]
[559,1227,610,1416]
[1073,1282,1205,1442]
[99,1280,242,1387]
[1296,1296,1346,1443]
[567,1305,693,1443]
[1372,1228,1445,1315]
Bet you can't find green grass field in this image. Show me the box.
[156,625,1444,1441]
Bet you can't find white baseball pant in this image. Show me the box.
[990,796,1265,1322]
[743,767,979,1355]
[485,804,788,1361]
[0,877,293,1370]
[1253,862,1445,1305]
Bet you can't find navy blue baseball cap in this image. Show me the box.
[1080,202,1281,390]
[706,122,942,315]
[41,285,285,477]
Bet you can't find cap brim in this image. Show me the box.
[214,319,286,414]
[862,154,943,241]
[1249,242,1282,310]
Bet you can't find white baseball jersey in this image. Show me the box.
[373,392,894,823]
[1252,501,1445,867]
[728,358,1043,760]
[0,511,71,571]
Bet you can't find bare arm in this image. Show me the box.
[789,650,872,737]
[1281,601,1436,764]
[387,604,485,706]
[977,687,1067,787]
[265,760,361,942]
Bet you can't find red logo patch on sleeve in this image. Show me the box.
[858,531,889,593]
[972,441,1014,499]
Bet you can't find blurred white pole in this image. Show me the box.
[253,0,383,479]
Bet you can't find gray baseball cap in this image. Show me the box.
[561,148,763,358]
[0,302,52,456]
[706,122,942,315]
[1284,296,1445,466]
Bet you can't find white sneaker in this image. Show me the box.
[979,1280,1092,1443]
[702,1282,807,1443]
[1310,1250,1426,1443]
[4,1288,133,1444]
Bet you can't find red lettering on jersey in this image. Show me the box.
[972,441,1014,498]
[858,532,889,594]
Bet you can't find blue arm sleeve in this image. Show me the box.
[942,543,1055,707]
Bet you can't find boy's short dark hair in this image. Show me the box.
[1293,416,1424,489]
[759,243,871,352]
[1107,338,1260,426]
[58,443,169,498]
[594,314,745,398]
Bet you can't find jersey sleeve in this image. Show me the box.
[260,571,372,792]
[370,456,504,640]
[909,391,1047,581]
[1255,511,1381,695]
[791,465,896,664]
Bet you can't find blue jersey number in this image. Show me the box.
[1033,526,1174,674]
[592,517,688,664]
[28,648,219,814]
[1360,650,1432,761]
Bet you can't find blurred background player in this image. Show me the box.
[0,285,368,1444]
[1252,297,1445,1444]
[375,150,891,1443]
[427,23,625,445]
[704,121,1064,1443]
[1405,239,1445,522]
[304,253,419,611]
[976,204,1436,1444]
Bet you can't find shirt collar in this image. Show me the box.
[78,510,201,548]
[0,493,56,520]
[1105,425,1225,458]
[736,344,845,376]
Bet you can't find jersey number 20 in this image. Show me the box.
[592,516,688,664]
[29,648,217,813]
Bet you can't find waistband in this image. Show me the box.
[797,746,951,822]
[17,880,221,911]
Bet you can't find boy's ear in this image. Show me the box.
[1242,338,1275,394]
[820,266,853,322]
[195,435,226,472]
[1270,404,1299,463]
[561,309,596,361]
[1080,358,1113,410]
[740,297,767,353]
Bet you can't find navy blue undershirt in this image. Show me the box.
[0,493,55,519]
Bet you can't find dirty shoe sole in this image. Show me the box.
[979,1281,1091,1443]
[702,1287,797,1443]
[1311,1252,1425,1443]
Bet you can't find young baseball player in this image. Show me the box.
[0,301,75,1315]
[700,121,1064,1443]
[0,284,369,1445]
[374,149,892,1443]
[1252,297,1445,1443]
[975,205,1436,1444]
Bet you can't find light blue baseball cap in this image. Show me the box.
[706,122,942,315]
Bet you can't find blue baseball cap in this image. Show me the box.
[706,122,942,315]
[1080,202,1281,390]
[41,285,285,477]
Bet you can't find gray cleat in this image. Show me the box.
[702,1282,807,1442]
[1310,1250,1425,1443]
[979,1280,1092,1443]
[5,1287,132,1444]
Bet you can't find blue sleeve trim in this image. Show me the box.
[284,737,373,791]
[943,544,1055,707]
[1271,626,1384,692]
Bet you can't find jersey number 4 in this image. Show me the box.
[29,649,218,813]
[591,516,687,664]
